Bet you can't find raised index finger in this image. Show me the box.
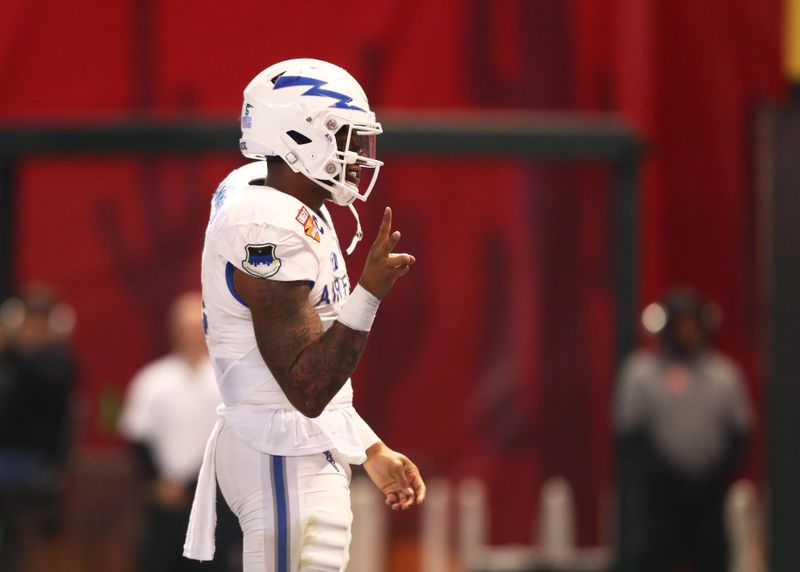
[374,207,392,244]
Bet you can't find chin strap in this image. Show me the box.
[345,203,364,255]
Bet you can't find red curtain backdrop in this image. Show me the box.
[0,0,785,545]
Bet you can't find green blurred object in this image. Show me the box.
[97,384,124,436]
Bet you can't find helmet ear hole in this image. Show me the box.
[286,130,312,145]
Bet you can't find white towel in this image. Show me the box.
[183,418,224,561]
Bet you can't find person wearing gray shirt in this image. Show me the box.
[614,289,752,572]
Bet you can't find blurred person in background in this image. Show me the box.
[0,284,77,572]
[614,288,753,572]
[119,291,239,572]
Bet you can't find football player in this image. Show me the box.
[183,59,426,572]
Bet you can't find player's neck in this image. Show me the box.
[265,163,327,213]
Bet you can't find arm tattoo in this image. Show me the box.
[236,270,368,417]
[289,322,368,414]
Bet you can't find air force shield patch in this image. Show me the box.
[242,243,281,278]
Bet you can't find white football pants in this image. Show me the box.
[215,423,353,572]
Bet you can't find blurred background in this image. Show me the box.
[1,0,799,571]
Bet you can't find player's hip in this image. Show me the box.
[215,423,353,572]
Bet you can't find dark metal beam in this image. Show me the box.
[0,111,640,161]
[0,119,237,156]
[0,159,14,300]
[762,107,800,572]
[612,157,640,366]
[381,111,640,160]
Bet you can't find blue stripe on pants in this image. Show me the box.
[271,455,289,572]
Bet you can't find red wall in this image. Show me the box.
[0,0,785,545]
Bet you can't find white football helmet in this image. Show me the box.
[240,59,383,209]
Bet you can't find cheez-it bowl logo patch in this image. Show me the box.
[242,243,281,278]
[295,206,321,243]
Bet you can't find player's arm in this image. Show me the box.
[234,207,414,418]
[233,277,364,417]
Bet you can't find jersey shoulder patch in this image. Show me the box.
[241,243,282,278]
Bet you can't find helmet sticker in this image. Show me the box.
[242,103,254,129]
[273,75,364,111]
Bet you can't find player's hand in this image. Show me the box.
[359,207,415,300]
[363,442,426,511]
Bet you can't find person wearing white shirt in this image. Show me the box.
[120,292,239,572]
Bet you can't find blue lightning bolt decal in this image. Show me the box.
[273,75,364,111]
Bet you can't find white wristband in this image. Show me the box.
[337,284,381,332]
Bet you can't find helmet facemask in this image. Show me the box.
[282,113,383,255]
[300,112,383,207]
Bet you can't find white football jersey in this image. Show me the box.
[200,161,375,464]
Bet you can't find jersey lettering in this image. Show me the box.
[332,279,342,302]
[315,276,350,307]
[317,285,330,306]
